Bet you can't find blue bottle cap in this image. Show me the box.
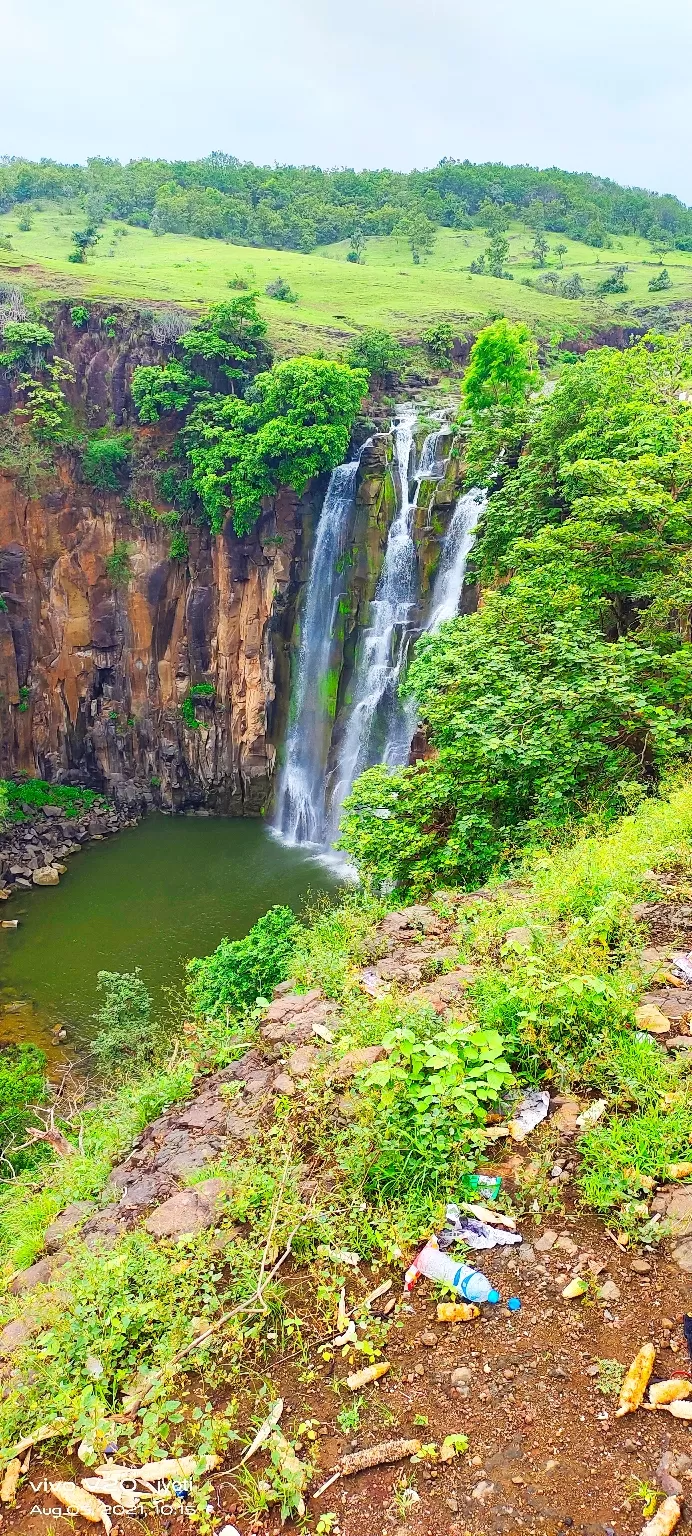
[487,1288,501,1304]
[507,1296,521,1312]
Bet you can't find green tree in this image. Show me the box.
[184,356,368,534]
[92,968,159,1073]
[397,208,437,264]
[131,361,203,423]
[348,225,365,262]
[479,198,511,235]
[69,225,100,264]
[561,272,585,298]
[421,321,455,366]
[463,319,538,417]
[486,232,510,277]
[597,264,628,294]
[531,230,549,267]
[649,267,672,292]
[555,243,568,267]
[346,327,404,385]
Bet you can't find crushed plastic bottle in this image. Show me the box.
[460,1173,502,1202]
[412,1240,500,1304]
[508,1090,550,1142]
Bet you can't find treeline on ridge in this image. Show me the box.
[2,151,692,252]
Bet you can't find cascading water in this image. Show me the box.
[273,457,360,845]
[427,487,485,630]
[328,409,444,833]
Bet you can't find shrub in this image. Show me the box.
[265,277,298,302]
[597,265,628,294]
[649,268,672,291]
[180,681,215,728]
[561,273,585,298]
[169,529,189,561]
[131,361,201,423]
[186,905,298,1018]
[346,327,404,385]
[70,304,90,328]
[81,435,131,489]
[0,1044,46,1171]
[91,968,159,1073]
[421,321,455,365]
[228,273,249,290]
[105,541,133,587]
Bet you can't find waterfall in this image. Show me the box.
[427,487,485,631]
[328,408,444,832]
[274,458,360,845]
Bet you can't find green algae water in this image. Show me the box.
[0,816,339,1056]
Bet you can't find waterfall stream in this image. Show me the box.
[274,408,483,852]
[274,458,360,845]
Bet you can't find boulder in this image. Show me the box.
[144,1178,227,1239]
[263,989,323,1025]
[32,866,60,886]
[44,1200,94,1251]
[665,1188,692,1237]
[9,1256,57,1294]
[0,1317,36,1355]
[330,1045,388,1083]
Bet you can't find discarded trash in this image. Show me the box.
[672,951,692,981]
[82,1478,141,1510]
[640,1494,682,1536]
[219,1527,243,1536]
[684,1314,692,1365]
[635,1004,671,1035]
[312,1023,334,1043]
[4,1423,65,1462]
[562,1278,589,1299]
[50,1482,112,1531]
[615,1342,656,1416]
[668,1162,692,1180]
[438,1204,521,1253]
[340,1438,421,1476]
[235,1402,283,1469]
[459,1201,517,1230]
[507,1296,522,1312]
[95,1454,220,1481]
[508,1090,550,1142]
[576,1099,607,1128]
[460,1173,502,1201]
[414,1240,500,1303]
[661,1400,692,1420]
[437,1301,480,1322]
[333,1321,358,1347]
[649,1379,692,1407]
[346,1361,390,1390]
[0,1459,21,1504]
[363,1279,393,1310]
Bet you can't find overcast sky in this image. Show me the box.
[3,0,692,202]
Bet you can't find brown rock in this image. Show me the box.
[263,989,323,1025]
[32,866,60,886]
[330,1045,388,1083]
[665,1189,692,1237]
[535,1230,558,1252]
[9,1256,56,1294]
[144,1178,226,1239]
[672,1237,692,1272]
[0,1317,36,1356]
[43,1200,94,1252]
[287,1045,321,1078]
[272,1072,296,1096]
[635,1003,671,1034]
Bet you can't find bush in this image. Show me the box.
[70,304,90,328]
[421,321,455,365]
[131,361,201,424]
[91,969,159,1074]
[597,265,628,294]
[186,905,299,1018]
[169,529,189,562]
[105,541,133,587]
[180,681,215,728]
[346,327,404,385]
[265,278,298,302]
[82,435,131,490]
[649,268,672,291]
[0,1044,46,1170]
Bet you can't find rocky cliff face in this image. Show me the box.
[0,463,322,812]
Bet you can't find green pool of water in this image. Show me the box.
[0,815,339,1055]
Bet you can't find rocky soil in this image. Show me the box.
[2,895,692,1534]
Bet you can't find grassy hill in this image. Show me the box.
[2,206,690,353]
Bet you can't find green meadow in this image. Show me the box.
[1,204,691,350]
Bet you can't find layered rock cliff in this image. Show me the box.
[0,463,322,813]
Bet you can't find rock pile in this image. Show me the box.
[0,799,139,899]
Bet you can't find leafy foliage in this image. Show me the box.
[463,318,538,416]
[186,905,298,1018]
[82,434,131,489]
[91,968,160,1074]
[131,360,201,423]
[180,681,215,728]
[0,1044,46,1173]
[346,327,403,385]
[183,356,368,534]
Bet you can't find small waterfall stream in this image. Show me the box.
[274,458,360,845]
[274,407,483,852]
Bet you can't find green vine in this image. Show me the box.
[180,682,215,730]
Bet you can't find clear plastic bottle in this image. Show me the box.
[414,1241,500,1304]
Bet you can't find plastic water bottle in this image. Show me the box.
[415,1241,500,1304]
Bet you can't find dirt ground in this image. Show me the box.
[4,1196,691,1536]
